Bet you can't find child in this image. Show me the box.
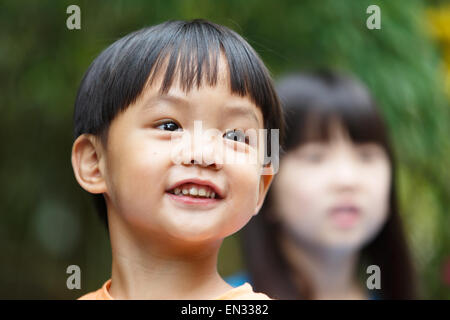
[237,71,417,299]
[71,19,284,299]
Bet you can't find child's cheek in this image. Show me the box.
[105,141,162,219]
[223,164,261,232]
[274,162,326,237]
[361,165,391,243]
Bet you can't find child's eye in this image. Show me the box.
[155,120,182,131]
[303,151,325,163]
[357,145,383,162]
[223,129,249,144]
[358,150,375,162]
[294,144,327,163]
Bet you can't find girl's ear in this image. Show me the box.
[254,164,274,216]
[71,134,107,194]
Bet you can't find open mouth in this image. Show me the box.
[329,205,361,228]
[166,183,223,200]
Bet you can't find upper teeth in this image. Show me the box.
[172,184,217,199]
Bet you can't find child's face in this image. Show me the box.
[272,122,390,252]
[94,58,273,245]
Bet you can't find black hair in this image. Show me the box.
[73,19,285,229]
[241,70,418,299]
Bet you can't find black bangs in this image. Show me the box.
[276,71,390,153]
[73,19,283,142]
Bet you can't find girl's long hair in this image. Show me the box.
[241,71,417,299]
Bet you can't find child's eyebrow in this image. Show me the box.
[141,94,260,126]
[141,94,189,111]
[222,103,260,126]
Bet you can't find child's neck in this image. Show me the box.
[107,218,233,299]
[279,232,367,300]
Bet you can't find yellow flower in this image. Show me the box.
[427,6,450,95]
[427,6,450,42]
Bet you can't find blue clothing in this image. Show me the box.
[368,291,380,300]
[225,271,251,288]
[225,271,380,300]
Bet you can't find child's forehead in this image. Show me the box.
[133,56,263,124]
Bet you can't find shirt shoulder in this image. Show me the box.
[215,283,273,300]
[77,279,273,300]
[77,279,113,300]
[77,290,102,300]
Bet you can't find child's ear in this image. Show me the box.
[254,164,274,216]
[71,134,107,194]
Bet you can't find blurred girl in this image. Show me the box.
[236,71,417,299]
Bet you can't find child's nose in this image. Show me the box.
[184,135,223,170]
[329,157,360,192]
[188,158,222,170]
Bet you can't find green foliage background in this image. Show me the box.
[0,0,448,299]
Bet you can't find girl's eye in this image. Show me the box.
[358,150,375,162]
[303,151,325,163]
[294,145,327,163]
[155,120,182,131]
[357,145,382,162]
[358,149,382,163]
[223,129,249,144]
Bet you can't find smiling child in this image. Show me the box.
[71,19,284,299]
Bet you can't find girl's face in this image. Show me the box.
[272,122,391,253]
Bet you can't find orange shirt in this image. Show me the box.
[78,279,272,300]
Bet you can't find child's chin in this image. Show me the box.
[321,229,367,252]
[167,230,223,245]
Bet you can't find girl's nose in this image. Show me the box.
[330,157,360,191]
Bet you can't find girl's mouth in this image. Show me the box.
[329,205,361,229]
